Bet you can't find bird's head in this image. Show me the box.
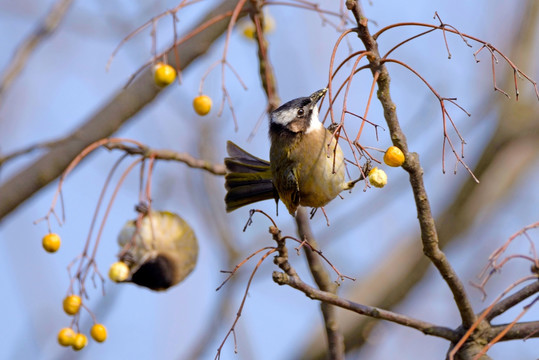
[269,88,326,135]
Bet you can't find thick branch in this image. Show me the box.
[484,281,539,321]
[272,270,459,342]
[250,0,344,357]
[488,321,539,341]
[270,227,457,342]
[295,208,344,360]
[0,0,244,222]
[304,2,539,358]
[346,0,476,328]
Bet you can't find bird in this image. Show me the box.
[225,88,363,215]
[116,210,198,291]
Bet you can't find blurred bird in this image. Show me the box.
[225,89,363,215]
[117,210,198,291]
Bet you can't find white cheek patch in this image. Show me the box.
[305,105,323,134]
[271,108,297,126]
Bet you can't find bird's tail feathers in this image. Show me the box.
[224,141,277,212]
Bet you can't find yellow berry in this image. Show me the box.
[57,328,76,346]
[241,14,275,40]
[62,294,82,315]
[42,233,61,253]
[71,333,88,351]
[90,323,107,343]
[154,63,176,87]
[263,14,275,33]
[242,24,256,39]
[109,261,130,282]
[193,95,212,116]
[368,167,388,188]
[383,146,405,167]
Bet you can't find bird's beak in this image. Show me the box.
[309,88,327,104]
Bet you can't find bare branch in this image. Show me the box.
[0,0,242,222]
[488,320,539,341]
[269,222,458,342]
[485,281,539,321]
[272,269,459,342]
[373,22,539,101]
[346,0,477,328]
[295,207,345,359]
[105,142,226,175]
[0,0,74,105]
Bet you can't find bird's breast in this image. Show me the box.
[270,128,345,209]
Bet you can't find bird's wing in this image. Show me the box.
[226,141,270,168]
[275,167,300,215]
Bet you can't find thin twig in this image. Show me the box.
[0,0,74,105]
[105,142,226,175]
[0,0,242,221]
[271,226,459,342]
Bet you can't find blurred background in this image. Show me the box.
[0,0,538,359]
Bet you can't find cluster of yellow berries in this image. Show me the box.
[57,324,107,350]
[368,146,405,188]
[41,235,108,350]
[57,294,107,350]
[152,63,212,116]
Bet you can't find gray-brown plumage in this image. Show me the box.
[225,89,360,215]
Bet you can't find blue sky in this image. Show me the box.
[0,1,538,359]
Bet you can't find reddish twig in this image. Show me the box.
[373,22,539,101]
[216,246,276,291]
[263,0,352,29]
[472,296,538,360]
[123,9,238,88]
[449,275,538,360]
[106,0,202,71]
[381,58,478,182]
[215,247,277,359]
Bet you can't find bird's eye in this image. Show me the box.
[297,108,305,117]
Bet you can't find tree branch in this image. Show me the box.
[0,0,74,105]
[272,269,459,342]
[345,0,476,328]
[484,281,539,321]
[105,142,226,175]
[0,0,245,222]
[488,321,539,341]
[302,2,539,359]
[295,208,345,360]
[247,2,345,357]
[249,0,280,111]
